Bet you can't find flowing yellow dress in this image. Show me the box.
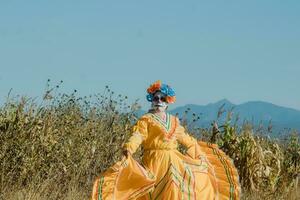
[92,113,240,200]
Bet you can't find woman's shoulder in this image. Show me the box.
[139,113,152,120]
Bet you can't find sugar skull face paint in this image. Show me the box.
[151,91,168,112]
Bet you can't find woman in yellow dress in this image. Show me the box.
[92,80,240,200]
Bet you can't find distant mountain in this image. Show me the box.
[136,99,300,137]
[170,99,300,136]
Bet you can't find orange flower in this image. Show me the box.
[147,80,162,94]
[165,96,176,104]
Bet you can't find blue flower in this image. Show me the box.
[161,84,175,96]
[160,84,169,96]
[146,94,153,102]
[167,87,175,96]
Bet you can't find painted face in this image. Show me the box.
[151,91,168,112]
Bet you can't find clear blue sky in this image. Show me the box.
[0,1,299,110]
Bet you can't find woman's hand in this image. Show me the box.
[122,149,130,158]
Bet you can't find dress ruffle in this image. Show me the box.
[197,141,241,200]
[92,156,156,200]
[92,142,241,200]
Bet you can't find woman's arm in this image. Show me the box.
[123,117,148,155]
[175,117,203,159]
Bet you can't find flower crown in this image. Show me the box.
[146,80,176,104]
